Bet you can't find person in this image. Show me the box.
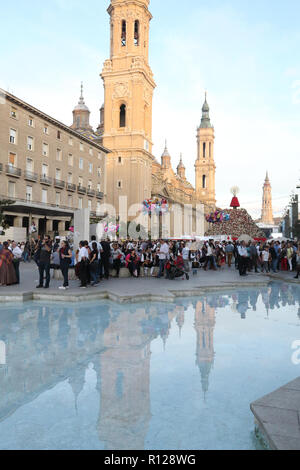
[59,240,73,290]
[287,242,294,272]
[22,241,31,263]
[294,243,300,279]
[89,242,99,286]
[261,246,270,273]
[269,242,278,274]
[0,242,17,286]
[249,241,259,273]
[157,239,169,278]
[12,241,22,284]
[78,241,89,288]
[100,238,111,280]
[182,243,190,273]
[126,250,140,277]
[225,242,234,268]
[89,235,103,279]
[36,235,52,289]
[237,241,248,276]
[111,242,123,278]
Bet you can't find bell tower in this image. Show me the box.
[261,172,274,225]
[195,93,216,209]
[101,0,156,213]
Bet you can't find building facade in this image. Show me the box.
[0,89,108,238]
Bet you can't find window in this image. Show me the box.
[78,197,83,209]
[27,136,34,151]
[121,20,126,46]
[8,181,15,198]
[78,176,83,187]
[9,128,16,144]
[97,167,101,178]
[202,175,206,189]
[80,142,84,152]
[42,164,48,177]
[117,181,122,189]
[26,158,33,172]
[56,148,62,161]
[79,158,83,170]
[68,154,73,166]
[89,163,93,173]
[8,152,16,166]
[118,156,122,164]
[43,143,49,157]
[11,108,17,119]
[55,192,61,206]
[69,137,73,146]
[89,148,93,156]
[97,183,101,193]
[98,152,102,160]
[68,173,73,184]
[134,20,140,46]
[43,125,49,135]
[88,200,92,210]
[28,117,34,127]
[203,142,206,158]
[56,168,61,180]
[26,186,32,202]
[42,189,48,203]
[57,130,61,140]
[96,202,101,215]
[120,104,126,128]
[68,195,73,207]
[88,180,92,190]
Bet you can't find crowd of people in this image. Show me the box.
[0,236,299,289]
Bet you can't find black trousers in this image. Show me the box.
[238,257,248,276]
[113,259,121,276]
[102,256,110,279]
[39,261,50,287]
[60,262,69,287]
[13,259,20,284]
[79,260,88,287]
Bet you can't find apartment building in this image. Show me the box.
[0,89,109,238]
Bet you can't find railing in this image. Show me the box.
[77,185,87,195]
[54,179,65,189]
[6,165,21,177]
[67,183,76,192]
[24,170,38,182]
[96,191,104,199]
[40,175,53,185]
[87,188,96,197]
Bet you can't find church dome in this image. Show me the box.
[73,83,90,113]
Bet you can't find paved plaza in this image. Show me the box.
[0,263,298,304]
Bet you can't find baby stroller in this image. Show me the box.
[167,256,190,281]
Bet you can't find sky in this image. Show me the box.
[1,0,300,218]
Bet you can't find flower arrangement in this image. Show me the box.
[104,222,120,235]
[206,210,230,224]
[205,208,264,238]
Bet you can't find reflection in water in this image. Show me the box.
[0,281,299,450]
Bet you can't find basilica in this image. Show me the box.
[71,0,217,236]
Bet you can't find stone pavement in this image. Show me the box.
[251,378,300,450]
[0,262,282,303]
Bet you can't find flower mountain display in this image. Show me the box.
[205,208,264,239]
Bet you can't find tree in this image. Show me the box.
[0,199,15,234]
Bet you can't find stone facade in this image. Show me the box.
[260,172,274,225]
[0,90,108,238]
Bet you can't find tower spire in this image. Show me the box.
[200,92,212,129]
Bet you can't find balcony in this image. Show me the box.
[96,191,104,199]
[67,183,76,192]
[40,175,52,186]
[24,170,38,182]
[54,179,65,189]
[87,188,96,197]
[77,185,87,195]
[6,165,21,178]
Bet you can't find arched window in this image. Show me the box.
[121,20,126,46]
[134,20,140,46]
[120,104,126,128]
[202,175,206,189]
[203,142,206,158]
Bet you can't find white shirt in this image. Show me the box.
[78,247,89,262]
[182,247,190,260]
[12,246,22,259]
[238,246,248,257]
[159,243,169,260]
[262,250,270,262]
